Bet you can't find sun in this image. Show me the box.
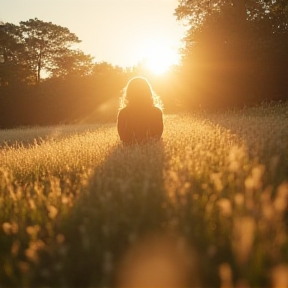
[142,41,180,75]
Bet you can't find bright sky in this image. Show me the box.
[1,0,187,69]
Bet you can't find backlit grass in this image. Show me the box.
[1,103,288,287]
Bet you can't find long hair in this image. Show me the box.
[120,77,163,110]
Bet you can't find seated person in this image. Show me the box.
[117,77,163,144]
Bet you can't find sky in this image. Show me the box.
[1,0,187,69]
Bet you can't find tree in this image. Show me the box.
[175,0,246,28]
[51,50,94,78]
[174,0,278,26]
[92,62,119,76]
[175,0,288,109]
[0,22,34,85]
[16,18,88,83]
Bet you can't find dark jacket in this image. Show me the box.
[117,105,163,144]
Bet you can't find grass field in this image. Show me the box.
[1,103,288,287]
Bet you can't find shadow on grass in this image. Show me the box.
[31,135,223,287]
[37,140,171,287]
[53,138,222,288]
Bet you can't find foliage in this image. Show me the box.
[1,103,288,287]
[0,18,94,84]
[175,0,253,28]
[175,0,288,30]
[18,18,83,83]
[0,23,34,85]
[51,50,94,78]
[176,0,288,109]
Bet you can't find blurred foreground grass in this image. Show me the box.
[1,103,288,287]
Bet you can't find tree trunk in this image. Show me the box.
[37,52,41,83]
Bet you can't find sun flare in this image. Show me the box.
[142,42,180,75]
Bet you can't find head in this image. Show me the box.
[120,77,162,110]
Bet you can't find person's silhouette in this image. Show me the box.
[117,77,163,144]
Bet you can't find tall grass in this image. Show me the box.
[1,103,288,287]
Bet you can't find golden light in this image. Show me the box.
[141,41,180,75]
[115,235,199,288]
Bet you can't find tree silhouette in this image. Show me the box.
[51,50,94,78]
[16,18,87,83]
[175,0,288,108]
[0,23,33,85]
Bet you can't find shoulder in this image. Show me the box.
[118,107,129,118]
[118,107,129,114]
[151,106,163,116]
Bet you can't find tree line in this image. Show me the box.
[0,19,138,128]
[1,1,288,128]
[0,18,180,128]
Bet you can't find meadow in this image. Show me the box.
[1,103,288,287]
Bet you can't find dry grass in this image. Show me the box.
[1,103,288,287]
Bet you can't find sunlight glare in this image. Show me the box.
[142,41,180,75]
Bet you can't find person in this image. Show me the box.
[117,77,163,144]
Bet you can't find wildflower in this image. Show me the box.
[217,198,232,217]
[274,182,288,213]
[233,217,255,264]
[2,222,12,235]
[47,205,58,219]
[271,265,288,288]
[219,263,233,288]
